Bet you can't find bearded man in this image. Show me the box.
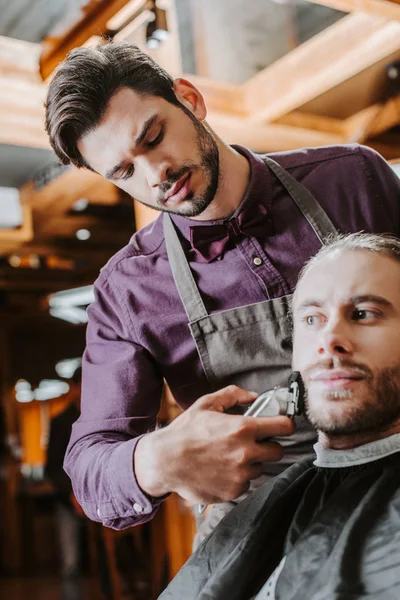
[45,41,400,541]
[158,232,400,600]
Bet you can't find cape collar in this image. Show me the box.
[314,433,400,468]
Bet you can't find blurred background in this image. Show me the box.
[0,1,399,598]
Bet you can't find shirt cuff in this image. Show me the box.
[106,434,167,520]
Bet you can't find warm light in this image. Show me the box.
[48,285,94,308]
[55,358,82,379]
[76,228,91,240]
[16,390,34,403]
[29,255,40,269]
[34,380,70,401]
[15,380,34,402]
[72,198,89,212]
[146,37,160,50]
[15,379,31,392]
[8,254,21,267]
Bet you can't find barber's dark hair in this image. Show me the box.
[44,41,179,169]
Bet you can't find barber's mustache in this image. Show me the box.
[158,165,195,198]
[302,358,373,380]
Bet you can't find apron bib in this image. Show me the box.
[163,157,338,545]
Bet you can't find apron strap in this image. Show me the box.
[263,156,337,244]
[163,212,208,321]
[163,155,339,322]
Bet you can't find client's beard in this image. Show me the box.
[303,359,400,437]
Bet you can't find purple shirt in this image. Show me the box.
[65,144,400,529]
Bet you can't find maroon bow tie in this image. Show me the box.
[189,204,271,263]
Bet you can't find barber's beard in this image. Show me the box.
[304,361,400,437]
[153,108,220,218]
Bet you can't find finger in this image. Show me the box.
[245,415,295,440]
[248,441,285,464]
[247,463,268,481]
[199,385,258,412]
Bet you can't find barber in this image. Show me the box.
[44,41,400,537]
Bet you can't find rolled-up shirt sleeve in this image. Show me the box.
[64,270,164,529]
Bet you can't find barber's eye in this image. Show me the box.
[147,128,164,148]
[121,164,135,180]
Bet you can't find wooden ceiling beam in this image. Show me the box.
[344,95,400,142]
[0,206,33,244]
[40,0,133,80]
[367,130,400,159]
[276,95,400,144]
[0,120,49,149]
[0,74,46,105]
[274,111,346,137]
[206,111,344,152]
[186,75,245,115]
[304,0,400,22]
[242,14,400,123]
[367,142,400,160]
[20,170,120,215]
[0,36,42,79]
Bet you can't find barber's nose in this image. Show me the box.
[143,158,171,188]
[317,321,353,357]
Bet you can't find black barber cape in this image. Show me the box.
[158,452,400,600]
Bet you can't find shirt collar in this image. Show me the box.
[168,145,272,242]
[313,433,400,468]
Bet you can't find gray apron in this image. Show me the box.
[163,156,338,546]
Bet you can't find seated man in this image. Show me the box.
[159,232,400,600]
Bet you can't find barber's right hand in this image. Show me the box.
[134,385,295,505]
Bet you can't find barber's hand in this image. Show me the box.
[134,385,295,505]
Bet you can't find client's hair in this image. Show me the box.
[298,232,400,285]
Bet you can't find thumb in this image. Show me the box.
[198,385,258,413]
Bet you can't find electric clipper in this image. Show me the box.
[244,371,305,418]
[197,372,305,516]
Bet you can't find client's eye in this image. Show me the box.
[304,315,322,327]
[352,309,379,321]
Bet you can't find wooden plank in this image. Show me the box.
[0,118,49,149]
[305,0,400,22]
[187,75,245,115]
[243,13,400,123]
[107,0,150,29]
[40,0,132,80]
[368,140,400,160]
[206,111,344,152]
[344,95,400,142]
[113,9,156,41]
[275,111,346,137]
[20,170,120,214]
[0,36,41,78]
[0,205,33,244]
[277,97,400,145]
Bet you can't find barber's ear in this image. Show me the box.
[173,78,207,121]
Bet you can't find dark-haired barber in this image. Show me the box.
[44,41,400,539]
